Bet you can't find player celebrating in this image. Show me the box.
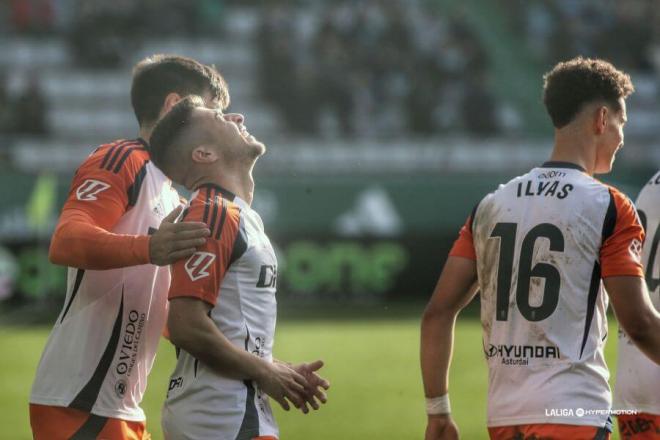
[148,96,329,439]
[29,55,228,439]
[614,169,660,439]
[420,57,660,440]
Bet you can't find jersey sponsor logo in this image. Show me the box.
[485,343,561,365]
[116,310,146,377]
[185,252,216,281]
[629,238,643,262]
[76,179,111,201]
[167,376,184,396]
[256,264,277,288]
[537,170,567,179]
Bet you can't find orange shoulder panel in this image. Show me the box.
[600,186,645,278]
[449,215,477,260]
[48,140,152,270]
[64,139,150,230]
[169,188,242,306]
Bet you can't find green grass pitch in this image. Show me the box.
[1,317,622,439]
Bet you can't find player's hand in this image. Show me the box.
[425,414,459,440]
[256,361,309,412]
[290,360,330,413]
[149,205,210,266]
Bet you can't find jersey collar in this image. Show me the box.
[196,183,237,203]
[540,161,586,172]
[136,137,149,148]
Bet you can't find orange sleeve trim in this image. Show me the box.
[449,215,477,260]
[49,209,150,270]
[168,196,242,307]
[601,187,645,278]
[62,143,149,231]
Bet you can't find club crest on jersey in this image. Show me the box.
[76,179,111,201]
[185,252,216,281]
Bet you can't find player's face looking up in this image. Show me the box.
[594,97,627,174]
[198,107,266,161]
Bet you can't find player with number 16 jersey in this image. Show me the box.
[451,161,643,429]
[421,58,660,440]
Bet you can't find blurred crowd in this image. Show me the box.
[0,73,48,137]
[257,1,500,138]
[256,0,660,139]
[504,0,660,72]
[1,0,227,67]
[1,0,660,141]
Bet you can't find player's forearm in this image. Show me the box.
[49,210,150,269]
[420,307,456,397]
[625,308,660,365]
[606,276,660,365]
[170,314,268,381]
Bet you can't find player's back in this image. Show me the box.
[614,170,660,415]
[471,161,642,429]
[30,139,180,421]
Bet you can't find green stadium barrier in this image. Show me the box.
[0,169,651,305]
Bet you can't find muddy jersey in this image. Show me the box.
[30,139,180,421]
[450,161,644,428]
[615,170,660,415]
[162,183,279,440]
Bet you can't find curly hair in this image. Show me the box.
[543,57,634,128]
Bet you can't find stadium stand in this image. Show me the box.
[0,0,659,305]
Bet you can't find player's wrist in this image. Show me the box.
[426,393,451,415]
[251,356,272,384]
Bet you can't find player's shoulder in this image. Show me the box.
[473,172,526,211]
[182,184,242,237]
[77,138,150,177]
[601,182,635,211]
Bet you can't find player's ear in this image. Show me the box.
[160,92,183,117]
[191,145,218,164]
[593,105,608,135]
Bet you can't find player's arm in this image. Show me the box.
[167,201,311,411]
[49,206,208,269]
[49,151,209,270]
[606,276,660,365]
[601,188,660,364]
[420,214,479,440]
[168,297,309,410]
[421,257,478,397]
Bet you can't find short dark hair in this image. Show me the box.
[543,57,634,128]
[149,95,205,182]
[131,54,229,127]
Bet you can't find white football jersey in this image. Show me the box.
[614,170,660,415]
[162,184,279,440]
[450,161,644,429]
[30,139,180,421]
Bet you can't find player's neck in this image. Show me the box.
[221,171,254,206]
[138,125,153,143]
[191,168,254,206]
[550,127,596,175]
